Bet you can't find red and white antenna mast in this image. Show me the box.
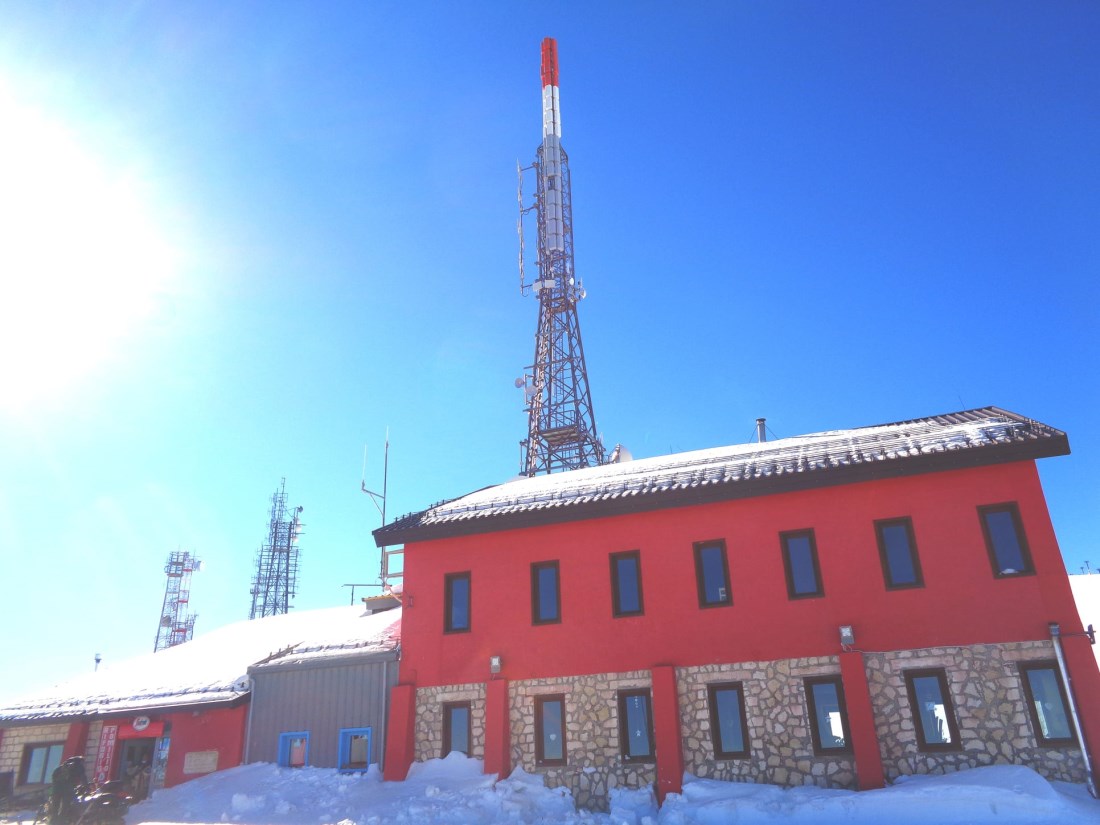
[516,38,606,476]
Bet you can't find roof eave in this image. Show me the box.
[374,434,1068,546]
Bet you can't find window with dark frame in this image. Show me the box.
[535,694,567,766]
[875,518,924,589]
[19,743,64,785]
[978,503,1034,577]
[707,682,750,759]
[531,561,561,624]
[804,676,852,755]
[618,689,655,762]
[444,572,471,633]
[903,668,961,752]
[693,540,732,608]
[442,702,472,757]
[610,550,644,617]
[780,529,824,599]
[1018,661,1075,746]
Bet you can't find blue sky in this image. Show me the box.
[0,2,1097,702]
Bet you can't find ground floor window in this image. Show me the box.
[20,743,64,785]
[338,727,372,771]
[1019,662,1075,746]
[277,732,310,768]
[804,676,851,755]
[442,702,471,757]
[618,689,655,763]
[535,694,567,766]
[707,682,750,759]
[904,668,961,751]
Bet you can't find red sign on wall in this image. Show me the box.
[94,725,118,784]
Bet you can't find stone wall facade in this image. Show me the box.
[678,656,856,789]
[865,640,1086,783]
[510,670,656,812]
[0,723,71,786]
[411,641,1087,812]
[415,683,486,762]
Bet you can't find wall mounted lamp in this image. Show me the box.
[839,625,855,647]
[489,655,502,675]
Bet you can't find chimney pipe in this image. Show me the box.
[756,418,767,443]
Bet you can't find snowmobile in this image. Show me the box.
[34,781,132,825]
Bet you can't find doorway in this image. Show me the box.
[115,738,155,800]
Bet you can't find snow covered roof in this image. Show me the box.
[375,407,1068,545]
[0,606,401,722]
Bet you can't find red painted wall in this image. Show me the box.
[398,461,1088,685]
[100,704,248,790]
[161,704,248,788]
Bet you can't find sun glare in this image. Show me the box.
[0,82,177,411]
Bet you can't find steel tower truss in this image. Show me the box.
[517,39,605,476]
[154,550,199,652]
[249,478,303,619]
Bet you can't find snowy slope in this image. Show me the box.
[0,607,400,720]
[5,755,1091,825]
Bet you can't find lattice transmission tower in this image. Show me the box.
[154,550,200,652]
[249,478,304,619]
[516,38,606,476]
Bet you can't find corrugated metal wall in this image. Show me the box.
[246,652,398,769]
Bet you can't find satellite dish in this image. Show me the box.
[609,444,633,463]
[514,377,525,388]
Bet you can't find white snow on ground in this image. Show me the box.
[5,754,1096,825]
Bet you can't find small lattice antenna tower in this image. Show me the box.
[249,478,304,618]
[154,549,200,652]
[516,38,606,476]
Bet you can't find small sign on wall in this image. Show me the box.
[182,750,219,775]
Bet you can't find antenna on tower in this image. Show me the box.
[362,431,403,590]
[155,549,200,651]
[248,478,303,619]
[516,37,606,476]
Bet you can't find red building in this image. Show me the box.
[375,407,1099,810]
[0,607,375,804]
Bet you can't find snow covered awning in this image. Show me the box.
[374,407,1068,545]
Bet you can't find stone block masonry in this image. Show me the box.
[414,683,486,762]
[411,640,1087,812]
[864,640,1086,783]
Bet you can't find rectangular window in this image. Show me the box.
[1019,662,1075,746]
[618,689,655,762]
[442,702,471,757]
[804,676,851,755]
[904,669,961,751]
[780,529,823,598]
[707,682,750,759]
[531,561,561,624]
[535,694,567,766]
[277,732,310,768]
[20,743,64,785]
[610,550,644,617]
[444,572,471,633]
[337,727,372,771]
[978,503,1034,577]
[694,540,732,608]
[875,518,924,589]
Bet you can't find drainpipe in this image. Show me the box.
[243,675,256,764]
[379,658,389,773]
[1049,622,1097,798]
